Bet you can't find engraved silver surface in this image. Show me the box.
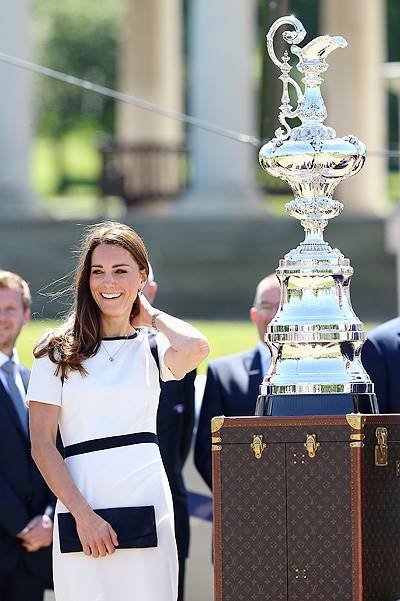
[259,16,373,396]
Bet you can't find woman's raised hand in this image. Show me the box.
[131,291,156,330]
[75,511,119,558]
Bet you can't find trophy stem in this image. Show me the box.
[301,222,327,244]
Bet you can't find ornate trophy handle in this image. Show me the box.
[266,16,306,140]
[266,16,306,68]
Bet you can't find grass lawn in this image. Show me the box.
[17,319,256,375]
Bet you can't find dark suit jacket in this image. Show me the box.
[157,370,195,561]
[194,347,262,489]
[361,316,400,413]
[0,364,54,585]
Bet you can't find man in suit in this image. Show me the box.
[0,270,54,601]
[361,316,400,413]
[194,274,280,489]
[142,266,195,601]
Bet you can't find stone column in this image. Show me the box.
[0,0,38,217]
[382,62,400,174]
[117,0,183,201]
[321,0,386,214]
[117,0,183,144]
[182,0,262,215]
[386,206,400,314]
[379,65,400,313]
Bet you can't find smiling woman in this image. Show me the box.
[26,221,210,601]
[89,244,146,338]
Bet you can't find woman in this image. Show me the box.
[27,221,210,601]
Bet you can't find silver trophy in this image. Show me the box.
[256,16,377,415]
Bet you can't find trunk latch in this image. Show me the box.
[304,434,320,458]
[375,427,388,467]
[251,434,267,459]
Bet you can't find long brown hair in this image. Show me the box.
[35,222,149,379]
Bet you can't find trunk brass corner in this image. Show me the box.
[346,414,366,432]
[375,427,388,467]
[211,416,225,434]
[304,434,320,458]
[250,434,267,459]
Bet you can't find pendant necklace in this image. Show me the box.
[102,332,131,363]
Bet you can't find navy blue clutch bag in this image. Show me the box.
[58,506,157,553]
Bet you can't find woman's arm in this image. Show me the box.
[133,293,210,378]
[29,401,118,557]
[154,313,210,378]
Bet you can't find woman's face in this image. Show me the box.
[89,244,146,322]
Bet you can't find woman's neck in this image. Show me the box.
[100,317,134,338]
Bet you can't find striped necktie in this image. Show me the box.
[1,359,28,436]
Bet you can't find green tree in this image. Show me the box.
[34,0,122,138]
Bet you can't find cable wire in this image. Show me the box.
[0,51,398,158]
[0,51,259,147]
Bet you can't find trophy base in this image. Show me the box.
[255,392,379,416]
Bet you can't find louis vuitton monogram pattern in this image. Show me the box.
[217,425,353,601]
[220,443,287,601]
[286,442,352,600]
[214,417,400,601]
[363,426,400,601]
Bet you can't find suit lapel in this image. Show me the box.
[243,349,262,413]
[0,378,28,440]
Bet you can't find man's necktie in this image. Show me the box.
[1,359,28,436]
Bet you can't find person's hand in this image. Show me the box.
[130,291,157,330]
[75,511,118,558]
[17,514,53,552]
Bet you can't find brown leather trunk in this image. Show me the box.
[212,415,400,601]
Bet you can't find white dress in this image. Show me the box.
[26,331,179,601]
